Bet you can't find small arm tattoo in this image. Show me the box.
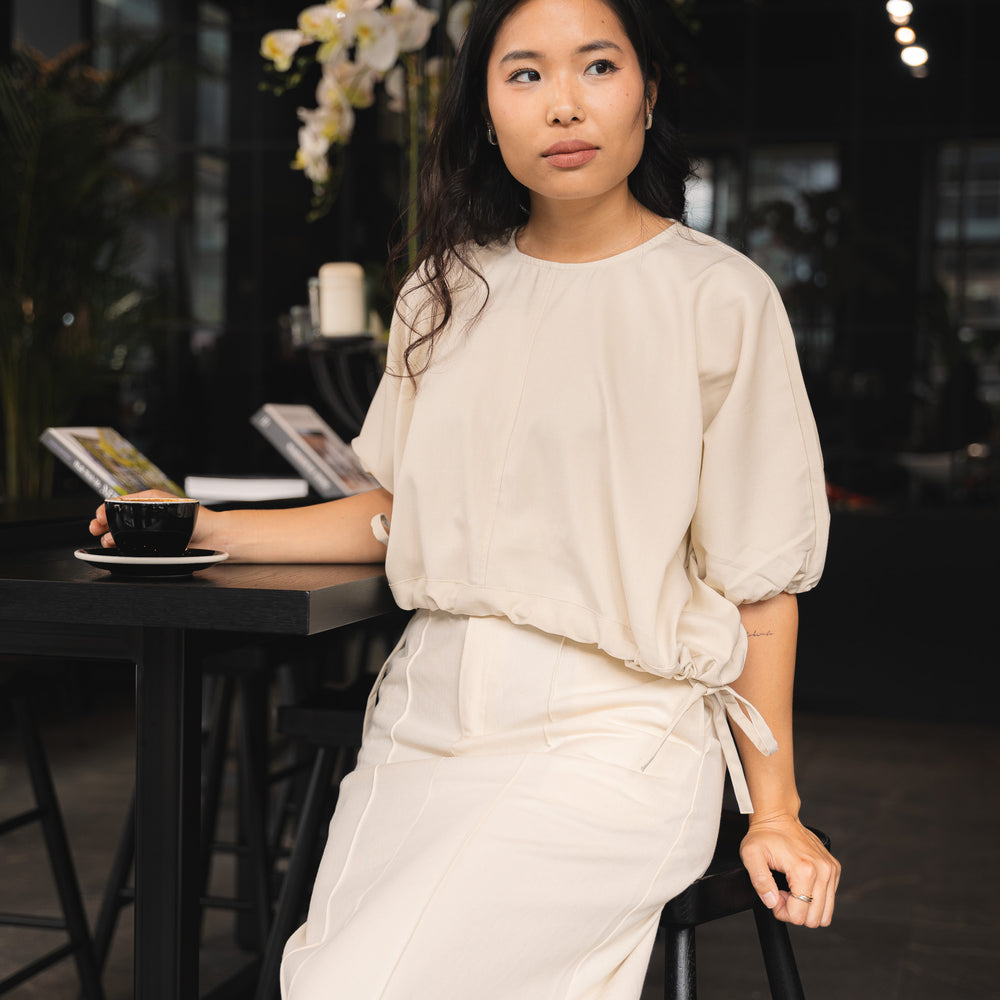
[746,628,775,638]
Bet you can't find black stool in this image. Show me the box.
[657,810,830,1000]
[0,683,105,999]
[254,700,366,1000]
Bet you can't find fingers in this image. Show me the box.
[88,521,116,548]
[89,502,115,547]
[777,852,840,928]
[783,877,821,927]
[741,824,841,929]
[89,509,107,537]
[745,862,781,912]
[819,851,841,927]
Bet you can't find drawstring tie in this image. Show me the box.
[640,680,777,814]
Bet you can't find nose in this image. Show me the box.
[547,102,584,126]
[546,79,587,125]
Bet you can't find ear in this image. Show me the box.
[646,64,661,110]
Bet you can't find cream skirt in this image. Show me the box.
[280,609,726,1000]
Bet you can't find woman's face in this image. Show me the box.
[484,0,652,210]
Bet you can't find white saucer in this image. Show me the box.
[75,547,230,577]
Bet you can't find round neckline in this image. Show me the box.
[509,219,682,269]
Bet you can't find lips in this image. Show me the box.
[542,140,599,168]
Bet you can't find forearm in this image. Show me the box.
[730,591,801,822]
[199,488,394,564]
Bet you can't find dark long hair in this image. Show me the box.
[391,0,691,376]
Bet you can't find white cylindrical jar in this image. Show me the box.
[318,262,366,337]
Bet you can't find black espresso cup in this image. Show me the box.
[104,497,200,556]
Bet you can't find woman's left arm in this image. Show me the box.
[730,592,841,927]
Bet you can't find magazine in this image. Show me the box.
[40,426,185,499]
[251,403,377,499]
[182,474,309,504]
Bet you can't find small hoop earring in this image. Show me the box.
[486,121,498,146]
[645,107,653,131]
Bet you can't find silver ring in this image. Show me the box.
[790,893,813,903]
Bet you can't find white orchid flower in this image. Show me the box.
[353,8,400,74]
[294,121,332,182]
[260,30,308,72]
[267,0,457,213]
[298,93,356,145]
[384,64,405,113]
[297,121,331,158]
[298,4,342,40]
[331,60,379,108]
[334,0,381,15]
[388,0,439,53]
[296,147,331,183]
[316,37,351,65]
[316,69,345,113]
[446,0,474,52]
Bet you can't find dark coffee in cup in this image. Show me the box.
[105,497,199,556]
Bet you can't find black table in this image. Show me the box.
[0,511,397,1000]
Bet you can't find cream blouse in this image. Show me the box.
[353,224,829,805]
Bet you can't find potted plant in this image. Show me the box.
[0,41,168,501]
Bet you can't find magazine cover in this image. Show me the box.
[251,403,377,498]
[40,426,185,499]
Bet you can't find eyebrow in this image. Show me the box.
[498,39,624,64]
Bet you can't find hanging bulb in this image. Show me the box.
[900,45,929,67]
[885,0,914,18]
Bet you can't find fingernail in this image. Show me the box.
[762,891,777,908]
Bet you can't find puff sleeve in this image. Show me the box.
[690,264,829,606]
[351,298,418,494]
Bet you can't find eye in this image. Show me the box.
[508,67,540,83]
[585,59,619,76]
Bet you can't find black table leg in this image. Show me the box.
[236,667,272,952]
[134,628,201,1000]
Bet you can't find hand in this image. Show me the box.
[740,812,840,928]
[89,490,214,550]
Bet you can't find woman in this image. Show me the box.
[92,0,840,995]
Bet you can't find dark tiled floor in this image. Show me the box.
[1,678,997,1000]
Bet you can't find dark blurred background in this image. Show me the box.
[2,4,997,998]
[3,0,997,488]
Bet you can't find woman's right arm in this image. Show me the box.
[90,487,394,564]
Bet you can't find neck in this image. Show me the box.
[516,187,669,263]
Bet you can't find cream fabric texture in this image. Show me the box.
[281,610,726,1000]
[354,223,829,692]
